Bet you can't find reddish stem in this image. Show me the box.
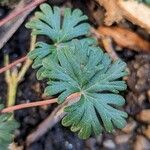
[0,56,27,74]
[0,0,46,27]
[1,93,81,113]
[1,98,57,113]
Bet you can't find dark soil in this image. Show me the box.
[0,1,150,150]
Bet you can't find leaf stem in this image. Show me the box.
[1,93,81,114]
[1,98,57,113]
[17,35,36,82]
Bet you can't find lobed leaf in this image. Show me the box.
[0,104,19,150]
[27,4,128,139]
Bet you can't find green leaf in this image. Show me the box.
[26,4,127,139]
[26,3,90,43]
[26,3,91,76]
[0,104,19,150]
[41,40,127,138]
[136,0,150,5]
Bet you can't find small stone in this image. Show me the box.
[115,134,131,144]
[143,125,150,139]
[65,141,73,150]
[133,63,140,69]
[137,109,150,123]
[103,139,116,149]
[122,121,137,133]
[133,135,150,150]
[85,138,97,149]
[137,94,146,105]
[96,134,103,144]
[135,80,146,91]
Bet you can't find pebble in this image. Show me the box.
[65,141,73,150]
[136,109,150,123]
[122,121,137,133]
[133,135,150,150]
[96,134,103,144]
[137,64,149,78]
[143,125,150,139]
[103,139,116,149]
[115,134,131,144]
[133,63,140,69]
[137,94,146,105]
[85,138,97,150]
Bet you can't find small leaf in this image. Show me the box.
[0,104,19,149]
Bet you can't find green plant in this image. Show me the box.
[26,3,128,139]
[135,0,150,5]
[0,104,19,150]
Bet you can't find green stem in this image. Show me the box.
[7,80,18,107]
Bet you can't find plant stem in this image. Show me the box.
[7,76,18,107]
[17,35,36,82]
[1,98,57,113]
[26,93,81,146]
[0,0,46,27]
[4,35,36,107]
[4,55,18,107]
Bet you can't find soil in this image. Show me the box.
[0,0,150,150]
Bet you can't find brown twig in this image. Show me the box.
[0,56,27,74]
[26,93,81,146]
[1,98,57,113]
[0,0,46,27]
[0,0,36,49]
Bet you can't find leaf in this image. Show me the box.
[26,3,91,77]
[26,3,90,43]
[0,104,19,150]
[41,40,128,138]
[26,4,127,139]
[136,0,150,5]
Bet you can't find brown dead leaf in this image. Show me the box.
[96,0,150,32]
[97,26,150,52]
[136,109,150,123]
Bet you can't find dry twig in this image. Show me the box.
[0,0,35,49]
[0,0,46,27]
[0,56,27,74]
[26,93,81,146]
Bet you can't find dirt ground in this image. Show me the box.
[0,0,150,150]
